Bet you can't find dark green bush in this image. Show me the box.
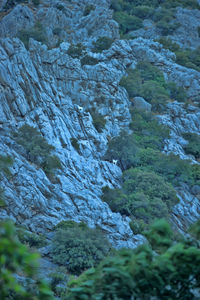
[17,227,46,248]
[33,0,40,6]
[92,36,114,53]
[67,43,85,58]
[166,82,187,102]
[70,137,80,153]
[119,62,173,111]
[80,55,99,66]
[131,5,154,18]
[113,11,143,34]
[102,168,178,227]
[13,125,62,178]
[53,27,62,35]
[0,155,13,207]
[83,4,95,16]
[50,221,111,275]
[18,22,46,49]
[104,131,139,170]
[90,109,106,133]
[182,133,200,160]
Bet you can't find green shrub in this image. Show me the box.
[119,62,173,111]
[50,221,111,275]
[70,137,80,152]
[182,133,200,160]
[92,36,114,53]
[50,269,67,298]
[198,26,200,38]
[104,131,139,170]
[67,43,85,58]
[102,168,178,228]
[80,55,99,66]
[90,109,106,133]
[66,220,200,300]
[131,5,154,18]
[83,4,95,16]
[33,0,40,6]
[157,37,180,53]
[166,82,187,102]
[139,80,169,111]
[0,155,13,207]
[113,11,143,34]
[18,22,46,49]
[17,227,46,248]
[13,125,62,178]
[53,27,62,35]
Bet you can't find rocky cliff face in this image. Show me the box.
[0,0,200,250]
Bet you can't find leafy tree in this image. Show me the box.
[50,221,111,275]
[66,220,200,300]
[0,221,54,300]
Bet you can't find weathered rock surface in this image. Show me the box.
[133,97,152,112]
[0,0,200,250]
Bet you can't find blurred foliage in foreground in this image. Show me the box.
[66,219,200,300]
[0,221,54,300]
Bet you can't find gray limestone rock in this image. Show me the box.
[0,5,35,38]
[133,97,152,112]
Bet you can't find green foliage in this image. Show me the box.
[113,11,143,34]
[70,138,80,153]
[120,61,188,110]
[0,155,13,207]
[49,269,68,298]
[16,227,47,248]
[67,43,85,58]
[66,220,200,300]
[89,109,106,133]
[102,168,178,228]
[0,221,54,299]
[92,36,114,53]
[53,27,62,35]
[32,0,40,6]
[131,5,154,18]
[182,132,200,160]
[103,109,200,232]
[159,38,200,72]
[80,55,99,66]
[166,82,187,102]
[110,0,200,37]
[13,125,62,179]
[189,219,200,241]
[50,221,111,275]
[83,4,95,16]
[119,61,175,111]
[18,22,46,49]
[104,130,138,170]
[145,219,173,252]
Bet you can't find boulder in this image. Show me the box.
[133,97,152,112]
